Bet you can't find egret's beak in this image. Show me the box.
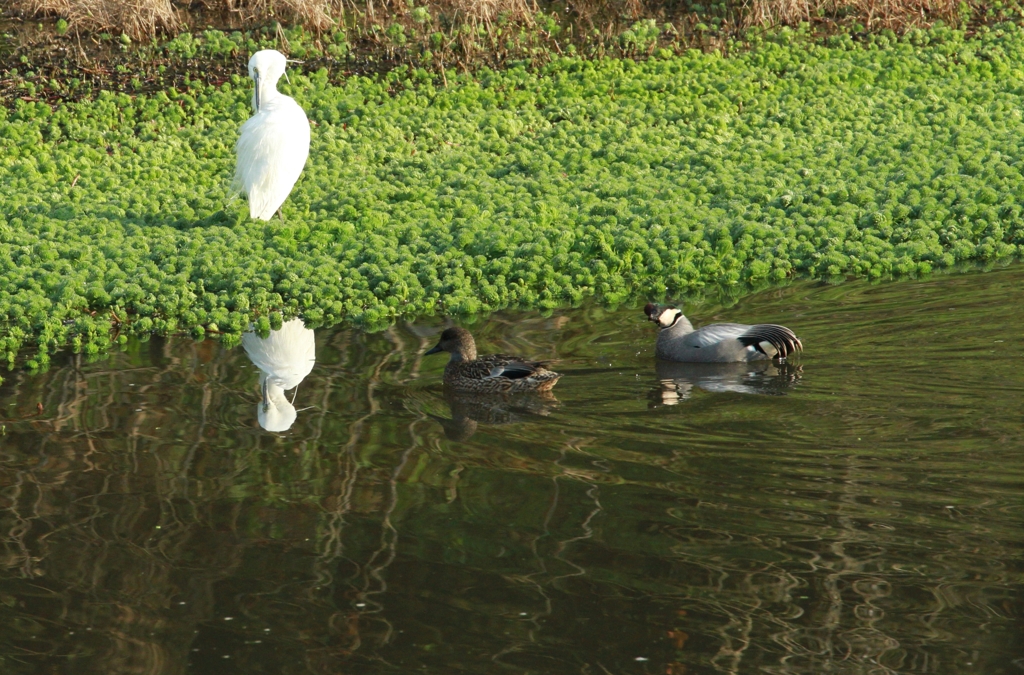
[253,70,261,112]
[425,343,443,355]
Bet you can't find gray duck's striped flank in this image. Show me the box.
[425,327,561,393]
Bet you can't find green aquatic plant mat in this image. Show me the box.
[2,24,1024,367]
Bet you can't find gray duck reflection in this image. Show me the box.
[430,389,559,441]
[241,318,316,431]
[653,359,802,406]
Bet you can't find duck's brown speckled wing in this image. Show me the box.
[444,354,561,393]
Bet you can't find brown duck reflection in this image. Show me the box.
[653,359,802,406]
[429,389,560,440]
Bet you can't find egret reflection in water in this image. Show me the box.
[241,318,316,431]
[653,359,802,405]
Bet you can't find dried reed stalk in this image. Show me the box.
[17,0,180,39]
[445,0,537,24]
[13,0,970,43]
[225,0,336,31]
[743,0,960,29]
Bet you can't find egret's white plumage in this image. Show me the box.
[241,318,316,432]
[234,50,310,221]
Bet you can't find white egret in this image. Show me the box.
[241,318,316,432]
[234,50,310,221]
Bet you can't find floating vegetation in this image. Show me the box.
[2,24,1024,372]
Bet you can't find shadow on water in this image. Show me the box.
[1,267,1023,674]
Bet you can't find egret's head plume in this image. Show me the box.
[248,49,288,81]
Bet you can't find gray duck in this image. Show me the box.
[425,327,561,393]
[644,303,802,363]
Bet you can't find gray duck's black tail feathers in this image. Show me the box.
[737,324,803,359]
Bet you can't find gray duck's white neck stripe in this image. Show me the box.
[661,311,686,330]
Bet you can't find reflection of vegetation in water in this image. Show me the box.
[1,269,1023,672]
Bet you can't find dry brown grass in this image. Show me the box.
[743,0,961,29]
[241,0,542,29]
[10,0,977,43]
[351,0,537,25]
[223,0,336,31]
[445,0,537,24]
[12,0,542,40]
[18,0,180,38]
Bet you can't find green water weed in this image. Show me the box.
[2,25,1024,364]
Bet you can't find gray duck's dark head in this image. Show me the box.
[644,303,684,328]
[425,326,477,361]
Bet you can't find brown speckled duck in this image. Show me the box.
[425,327,561,393]
[645,303,802,363]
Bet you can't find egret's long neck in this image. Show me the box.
[253,73,283,112]
[257,375,298,431]
[266,383,289,406]
[260,373,290,410]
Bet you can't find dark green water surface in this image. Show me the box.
[1,267,1023,674]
